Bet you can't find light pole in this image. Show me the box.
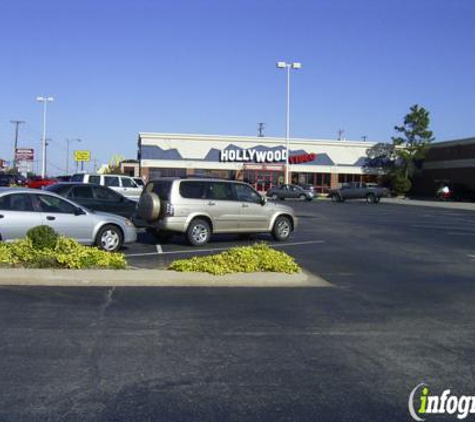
[65,138,81,174]
[36,96,54,178]
[276,61,301,184]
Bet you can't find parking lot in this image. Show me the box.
[2,199,475,421]
[125,199,475,292]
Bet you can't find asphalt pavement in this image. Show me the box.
[0,199,474,421]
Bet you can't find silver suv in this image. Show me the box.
[133,178,297,246]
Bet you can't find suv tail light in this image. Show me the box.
[165,202,174,216]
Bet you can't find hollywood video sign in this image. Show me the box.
[220,149,287,163]
[220,148,317,164]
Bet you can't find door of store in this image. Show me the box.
[256,172,272,192]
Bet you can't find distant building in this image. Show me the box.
[413,137,475,195]
[137,132,379,193]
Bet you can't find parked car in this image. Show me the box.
[70,173,143,200]
[329,182,389,203]
[132,178,297,246]
[0,188,136,252]
[133,177,145,188]
[27,176,57,189]
[448,183,475,202]
[298,183,316,193]
[45,183,138,219]
[266,184,315,201]
[0,173,27,187]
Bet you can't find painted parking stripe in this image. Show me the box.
[125,240,325,258]
[156,244,163,254]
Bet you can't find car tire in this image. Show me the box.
[272,216,292,241]
[366,193,377,204]
[95,224,124,252]
[305,196,313,202]
[186,218,211,246]
[138,192,161,222]
[331,194,341,203]
[299,194,306,201]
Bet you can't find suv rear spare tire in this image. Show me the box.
[138,192,161,222]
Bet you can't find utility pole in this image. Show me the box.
[337,129,345,141]
[257,122,266,137]
[10,120,25,170]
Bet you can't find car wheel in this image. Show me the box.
[331,194,341,203]
[186,218,211,246]
[272,216,292,241]
[271,193,278,200]
[305,196,313,202]
[299,194,306,201]
[95,224,124,252]
[366,193,377,204]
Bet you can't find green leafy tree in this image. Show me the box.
[392,104,434,179]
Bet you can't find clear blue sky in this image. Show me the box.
[1,0,474,175]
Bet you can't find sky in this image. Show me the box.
[0,0,474,175]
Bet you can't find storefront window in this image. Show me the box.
[338,174,362,185]
[149,168,186,178]
[243,170,283,192]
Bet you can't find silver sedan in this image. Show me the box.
[0,188,137,252]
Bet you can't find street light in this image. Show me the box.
[276,61,301,184]
[36,96,54,178]
[65,138,81,174]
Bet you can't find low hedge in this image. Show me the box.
[168,243,301,275]
[0,227,126,269]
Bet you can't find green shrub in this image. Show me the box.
[0,236,127,269]
[26,225,59,250]
[392,174,412,196]
[169,243,301,275]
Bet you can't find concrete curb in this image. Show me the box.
[0,268,332,288]
[384,197,475,211]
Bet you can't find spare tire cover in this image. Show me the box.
[138,192,161,222]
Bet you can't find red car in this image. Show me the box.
[26,176,57,189]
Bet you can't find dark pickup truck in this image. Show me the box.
[329,182,389,203]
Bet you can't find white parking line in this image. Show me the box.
[125,240,325,258]
[156,244,163,254]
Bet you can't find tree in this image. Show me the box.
[365,142,397,171]
[392,104,434,179]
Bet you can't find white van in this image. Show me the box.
[70,173,143,200]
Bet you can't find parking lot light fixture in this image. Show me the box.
[276,61,301,184]
[36,96,54,178]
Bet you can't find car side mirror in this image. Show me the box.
[74,207,86,216]
[260,196,267,206]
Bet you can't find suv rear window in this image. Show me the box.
[70,174,83,182]
[146,181,172,201]
[179,181,207,199]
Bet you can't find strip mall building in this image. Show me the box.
[138,133,378,192]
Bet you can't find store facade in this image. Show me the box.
[138,133,378,193]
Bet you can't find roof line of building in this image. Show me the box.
[138,132,376,147]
